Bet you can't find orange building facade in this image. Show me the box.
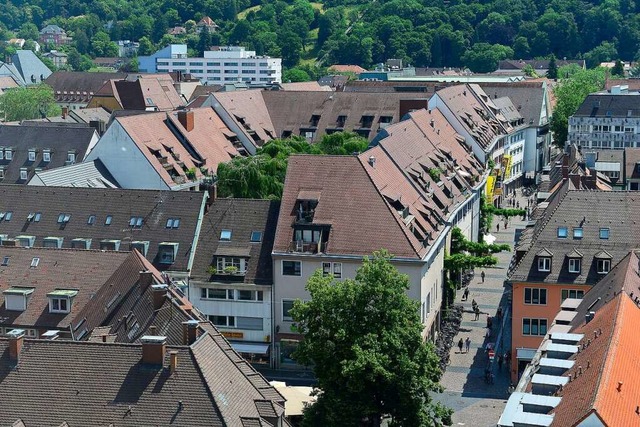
[510,281,591,382]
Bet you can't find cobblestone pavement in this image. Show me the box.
[433,196,529,426]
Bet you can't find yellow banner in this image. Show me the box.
[502,154,512,179]
[485,175,496,201]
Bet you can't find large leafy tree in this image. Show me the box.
[216,133,368,199]
[290,251,452,427]
[0,85,61,122]
[550,67,606,146]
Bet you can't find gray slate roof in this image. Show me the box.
[29,159,119,188]
[574,93,640,118]
[191,199,280,285]
[478,82,547,127]
[0,123,97,184]
[0,185,205,272]
[509,190,640,285]
[11,50,52,85]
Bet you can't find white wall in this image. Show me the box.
[85,121,171,190]
[189,281,272,343]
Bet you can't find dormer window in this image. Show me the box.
[597,259,611,274]
[158,242,179,264]
[43,237,63,248]
[568,258,581,273]
[71,238,91,249]
[43,149,51,162]
[15,235,35,248]
[3,287,34,311]
[19,168,28,181]
[538,257,551,272]
[130,240,149,256]
[47,289,78,314]
[216,256,247,275]
[100,239,121,251]
[67,151,76,164]
[5,149,12,160]
[28,149,36,162]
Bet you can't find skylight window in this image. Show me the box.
[1,256,9,266]
[573,227,583,239]
[250,231,263,242]
[599,228,610,239]
[105,215,112,225]
[87,215,96,225]
[4,211,12,221]
[166,218,181,229]
[34,212,41,222]
[129,216,144,228]
[57,213,71,223]
[30,257,39,268]
[557,227,567,238]
[220,230,232,241]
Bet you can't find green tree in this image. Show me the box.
[0,85,61,122]
[550,68,606,146]
[611,60,625,77]
[90,31,118,57]
[17,22,39,40]
[461,43,514,73]
[583,41,618,68]
[283,67,311,82]
[290,251,452,427]
[138,36,155,56]
[546,55,558,79]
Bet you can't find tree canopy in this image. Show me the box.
[550,67,606,146]
[0,85,61,122]
[216,133,369,199]
[290,250,452,427]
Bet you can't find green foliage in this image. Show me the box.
[428,168,442,182]
[583,41,618,69]
[611,60,625,77]
[0,85,61,122]
[217,133,368,199]
[283,68,311,82]
[523,64,538,78]
[546,55,558,79]
[550,67,607,146]
[291,250,452,427]
[461,43,514,73]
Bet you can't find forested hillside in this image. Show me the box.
[0,0,636,72]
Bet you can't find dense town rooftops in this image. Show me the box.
[0,322,285,426]
[45,71,126,104]
[574,93,640,118]
[0,185,205,271]
[191,198,280,285]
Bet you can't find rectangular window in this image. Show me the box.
[250,231,263,242]
[597,259,611,274]
[282,260,301,276]
[50,298,69,313]
[166,218,180,229]
[568,258,581,273]
[561,289,585,301]
[557,227,568,238]
[236,316,263,330]
[67,152,75,163]
[282,300,295,320]
[216,257,247,274]
[524,288,547,304]
[129,216,143,228]
[28,150,36,161]
[538,257,551,272]
[599,228,610,239]
[522,318,548,336]
[158,243,178,264]
[573,228,583,239]
[104,215,112,225]
[20,168,28,181]
[333,262,342,278]
[209,315,235,327]
[220,229,232,241]
[5,150,12,160]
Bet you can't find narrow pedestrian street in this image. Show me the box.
[433,195,528,426]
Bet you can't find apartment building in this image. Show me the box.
[506,185,640,381]
[139,44,282,85]
[568,86,640,150]
[271,108,486,368]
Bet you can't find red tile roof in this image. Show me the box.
[212,90,276,148]
[273,155,421,258]
[551,293,640,427]
[328,65,367,74]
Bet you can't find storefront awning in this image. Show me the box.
[516,348,537,360]
[231,342,270,355]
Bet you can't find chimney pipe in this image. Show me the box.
[151,284,168,310]
[368,156,376,167]
[170,350,178,375]
[141,335,167,366]
[617,381,623,392]
[149,325,157,335]
[182,320,200,345]
[139,270,154,291]
[8,329,25,361]
[177,110,194,132]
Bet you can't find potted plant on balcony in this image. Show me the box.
[223,265,239,275]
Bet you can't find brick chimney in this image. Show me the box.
[170,350,178,375]
[178,110,194,132]
[151,284,168,310]
[141,335,166,365]
[139,270,154,291]
[182,320,200,345]
[8,329,25,361]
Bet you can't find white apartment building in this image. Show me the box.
[138,44,282,84]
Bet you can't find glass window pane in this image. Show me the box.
[525,288,532,303]
[283,300,294,319]
[540,289,547,305]
[540,320,548,335]
[531,320,539,335]
[523,319,530,335]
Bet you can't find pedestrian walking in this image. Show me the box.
[463,287,469,301]
[465,337,471,353]
[486,316,493,329]
[474,305,480,320]
[458,338,464,354]
[471,299,477,310]
[497,354,504,371]
[497,306,503,320]
[496,223,500,232]
[481,271,485,283]
[485,327,491,338]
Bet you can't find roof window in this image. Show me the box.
[557,227,567,238]
[1,256,8,266]
[220,230,232,241]
[250,231,263,242]
[87,215,96,225]
[47,289,78,314]
[57,213,71,223]
[166,218,180,229]
[129,216,144,228]
[599,228,609,239]
[105,215,112,225]
[30,257,40,268]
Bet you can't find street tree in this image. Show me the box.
[291,251,452,427]
[0,85,61,122]
[546,55,558,79]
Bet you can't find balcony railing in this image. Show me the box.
[289,241,326,254]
